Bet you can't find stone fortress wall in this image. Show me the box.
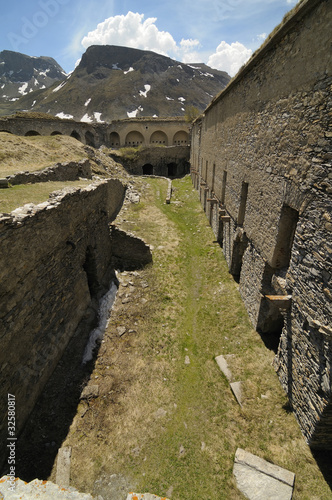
[0,116,191,177]
[190,0,331,448]
[0,180,128,466]
[0,115,190,150]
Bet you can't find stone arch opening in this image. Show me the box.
[70,130,81,141]
[173,130,189,145]
[25,130,41,136]
[230,229,249,282]
[110,132,120,147]
[238,181,249,226]
[51,131,62,136]
[85,131,95,148]
[272,205,299,269]
[0,130,13,134]
[150,130,168,145]
[254,204,299,342]
[142,164,153,175]
[256,263,285,341]
[125,131,144,147]
[167,162,177,177]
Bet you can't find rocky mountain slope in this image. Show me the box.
[0,45,230,122]
[0,50,66,116]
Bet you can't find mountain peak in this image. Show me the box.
[0,46,231,122]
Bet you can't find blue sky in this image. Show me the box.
[1,0,299,76]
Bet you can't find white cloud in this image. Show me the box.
[179,38,201,63]
[81,12,177,56]
[81,12,200,62]
[207,41,252,77]
[256,32,267,42]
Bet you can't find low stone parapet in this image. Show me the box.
[6,159,92,185]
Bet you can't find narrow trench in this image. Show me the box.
[6,278,120,482]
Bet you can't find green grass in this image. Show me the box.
[0,180,93,214]
[55,174,331,500]
[103,176,331,499]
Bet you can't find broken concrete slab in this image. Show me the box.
[56,446,72,488]
[233,448,295,500]
[230,381,243,407]
[215,354,233,382]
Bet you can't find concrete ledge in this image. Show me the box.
[233,448,295,500]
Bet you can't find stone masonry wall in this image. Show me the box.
[6,159,92,185]
[0,180,126,466]
[111,145,190,177]
[190,0,332,448]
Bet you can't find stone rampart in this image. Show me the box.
[0,180,126,466]
[0,115,190,149]
[6,159,92,185]
[190,0,331,448]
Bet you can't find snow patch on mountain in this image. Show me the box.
[127,105,143,118]
[56,112,74,119]
[139,84,151,98]
[94,112,104,123]
[53,81,67,93]
[18,82,29,95]
[81,113,93,123]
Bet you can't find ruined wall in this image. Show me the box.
[0,180,126,465]
[111,145,190,177]
[190,0,332,448]
[6,159,92,185]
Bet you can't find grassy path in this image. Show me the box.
[62,175,331,499]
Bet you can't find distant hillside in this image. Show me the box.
[1,45,231,122]
[0,50,66,116]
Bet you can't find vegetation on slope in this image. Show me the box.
[0,132,87,177]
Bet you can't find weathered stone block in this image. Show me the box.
[233,448,295,500]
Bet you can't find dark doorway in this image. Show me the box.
[167,162,177,177]
[142,164,153,175]
[25,130,40,136]
[71,130,81,141]
[85,131,95,148]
